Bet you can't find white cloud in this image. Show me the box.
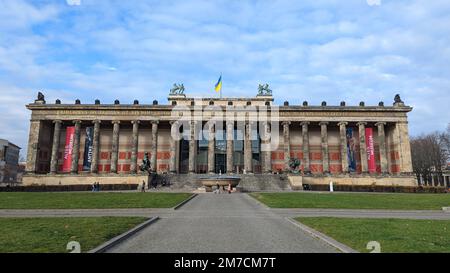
[0,0,449,157]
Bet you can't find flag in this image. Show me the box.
[215,75,222,93]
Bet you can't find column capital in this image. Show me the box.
[356,121,367,127]
[226,120,234,127]
[92,120,101,125]
[131,120,140,125]
[53,120,62,124]
[337,121,348,127]
[300,121,310,126]
[73,120,82,125]
[112,120,121,125]
[282,121,291,126]
[151,120,159,125]
[375,122,386,127]
[319,121,329,126]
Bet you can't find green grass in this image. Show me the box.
[249,192,450,210]
[296,217,450,253]
[0,217,146,253]
[0,192,192,209]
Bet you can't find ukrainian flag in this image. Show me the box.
[215,75,222,93]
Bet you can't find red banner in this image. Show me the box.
[62,126,75,172]
[365,128,376,173]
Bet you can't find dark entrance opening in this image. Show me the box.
[179,138,189,174]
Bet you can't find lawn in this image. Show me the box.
[0,192,192,209]
[0,217,146,253]
[296,217,450,253]
[249,192,450,210]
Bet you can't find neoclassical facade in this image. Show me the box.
[23,92,417,187]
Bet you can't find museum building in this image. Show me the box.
[23,90,417,188]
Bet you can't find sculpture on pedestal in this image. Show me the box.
[140,152,152,174]
[289,158,301,174]
[257,84,272,96]
[170,83,185,95]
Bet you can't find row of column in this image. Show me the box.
[282,121,389,174]
[49,120,390,175]
[203,121,262,174]
[49,120,159,175]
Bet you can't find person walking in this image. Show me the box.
[141,181,146,193]
[228,183,232,194]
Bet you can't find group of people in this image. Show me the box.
[213,183,233,194]
[91,182,101,192]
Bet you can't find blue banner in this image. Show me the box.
[346,128,357,172]
[83,127,94,171]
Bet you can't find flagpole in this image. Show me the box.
[220,73,223,99]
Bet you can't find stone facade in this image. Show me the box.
[23,93,417,187]
[0,139,21,184]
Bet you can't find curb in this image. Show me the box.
[88,216,159,253]
[285,217,358,253]
[173,194,198,210]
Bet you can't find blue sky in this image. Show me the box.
[1,0,449,158]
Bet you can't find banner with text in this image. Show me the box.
[346,128,357,172]
[62,126,75,172]
[365,127,376,173]
[83,127,94,171]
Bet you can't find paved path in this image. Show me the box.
[271,208,450,220]
[107,194,338,253]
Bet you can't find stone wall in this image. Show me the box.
[302,174,417,187]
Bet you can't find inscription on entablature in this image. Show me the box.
[280,111,405,118]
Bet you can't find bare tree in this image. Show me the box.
[411,129,449,186]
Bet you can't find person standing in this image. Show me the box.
[141,181,146,193]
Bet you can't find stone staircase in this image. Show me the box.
[152,174,293,192]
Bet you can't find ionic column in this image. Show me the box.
[226,120,234,174]
[282,121,291,172]
[150,121,159,173]
[207,122,215,174]
[320,122,330,174]
[262,122,272,173]
[70,120,82,174]
[301,122,311,174]
[189,121,197,174]
[376,122,388,174]
[130,120,140,174]
[110,121,120,173]
[396,121,413,174]
[90,120,101,173]
[244,122,253,174]
[357,122,368,174]
[25,120,42,173]
[338,122,349,174]
[50,120,62,174]
[169,121,178,174]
